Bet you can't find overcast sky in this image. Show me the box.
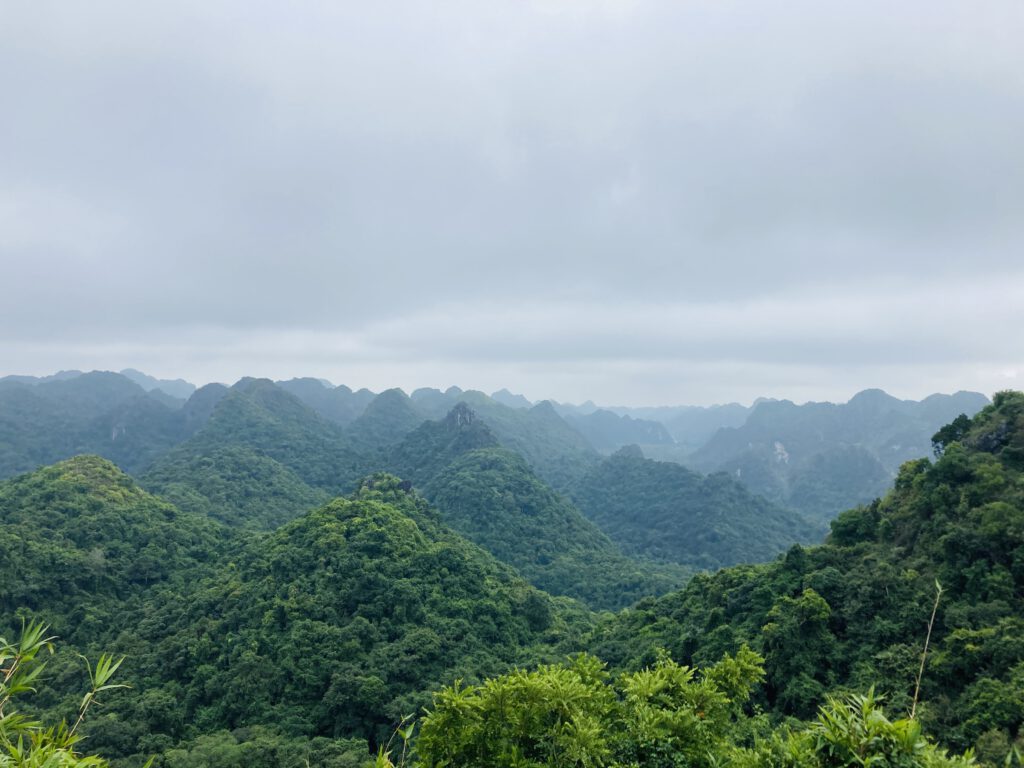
[2,1,1022,406]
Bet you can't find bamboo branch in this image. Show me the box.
[910,580,943,720]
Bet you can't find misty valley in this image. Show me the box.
[2,370,1021,766]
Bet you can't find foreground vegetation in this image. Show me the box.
[4,628,989,767]
[405,650,979,768]
[589,391,1024,761]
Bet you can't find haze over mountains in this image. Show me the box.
[2,369,828,583]
[0,365,990,624]
[1,369,1019,766]
[0,368,988,521]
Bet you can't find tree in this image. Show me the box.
[0,620,144,768]
[414,648,764,768]
[932,414,973,457]
[762,588,835,717]
[736,691,976,767]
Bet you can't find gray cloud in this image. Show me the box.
[1,0,1022,404]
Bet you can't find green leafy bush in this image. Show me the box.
[0,621,144,768]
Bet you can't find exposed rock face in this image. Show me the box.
[445,401,477,429]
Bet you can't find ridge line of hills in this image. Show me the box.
[1,391,1021,765]
[1,368,989,521]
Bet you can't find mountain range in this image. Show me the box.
[1,372,1018,765]
[1,370,987,523]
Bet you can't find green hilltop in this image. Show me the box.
[589,391,1024,755]
[572,446,825,570]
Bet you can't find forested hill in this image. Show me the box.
[1,467,593,766]
[0,371,192,478]
[276,377,376,425]
[141,444,331,529]
[410,389,600,492]
[386,402,499,487]
[572,446,824,570]
[687,388,990,520]
[588,391,1024,755]
[140,378,371,526]
[390,406,691,608]
[0,455,223,643]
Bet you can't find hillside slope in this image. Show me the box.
[390,406,690,609]
[346,388,426,450]
[589,391,1024,752]
[573,447,824,570]
[94,476,591,762]
[688,389,989,519]
[141,379,370,526]
[0,371,193,478]
[0,455,222,640]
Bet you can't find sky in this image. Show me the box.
[1,0,1022,406]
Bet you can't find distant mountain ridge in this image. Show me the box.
[386,404,691,609]
[571,447,824,570]
[0,369,990,527]
[276,377,376,425]
[346,388,426,450]
[0,371,199,478]
[562,409,674,454]
[119,368,196,400]
[687,388,989,519]
[552,399,752,451]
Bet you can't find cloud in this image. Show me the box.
[0,1,1022,403]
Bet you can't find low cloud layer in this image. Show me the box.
[2,1,1022,404]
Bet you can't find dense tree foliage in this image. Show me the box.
[2,469,593,764]
[117,477,591,763]
[2,372,1019,766]
[572,447,824,570]
[0,373,191,479]
[421,447,690,609]
[141,445,330,529]
[590,392,1024,755]
[415,648,765,768]
[0,456,221,641]
[409,650,974,768]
